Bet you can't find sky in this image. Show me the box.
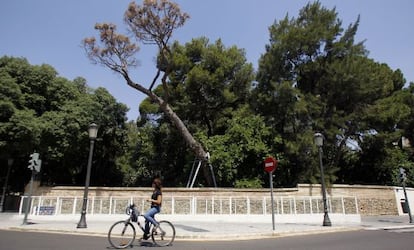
[1,0,413,121]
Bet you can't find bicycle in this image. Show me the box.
[108,204,176,248]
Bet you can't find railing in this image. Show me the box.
[19,195,359,216]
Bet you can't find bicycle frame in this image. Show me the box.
[136,215,153,236]
[127,204,156,237]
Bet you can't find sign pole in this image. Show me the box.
[22,170,35,225]
[23,152,42,225]
[269,171,275,230]
[264,156,277,231]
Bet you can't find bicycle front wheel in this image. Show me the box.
[108,220,136,249]
[152,220,176,246]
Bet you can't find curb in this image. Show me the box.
[3,225,363,242]
[5,227,108,238]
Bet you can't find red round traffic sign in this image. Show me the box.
[264,156,277,173]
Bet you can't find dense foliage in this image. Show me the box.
[252,2,414,187]
[1,1,414,193]
[0,56,129,191]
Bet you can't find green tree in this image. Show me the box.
[137,37,260,186]
[197,106,272,186]
[166,38,254,136]
[116,122,155,187]
[346,84,414,186]
[0,56,128,192]
[254,1,411,186]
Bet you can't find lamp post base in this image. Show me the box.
[77,212,87,228]
[323,212,332,226]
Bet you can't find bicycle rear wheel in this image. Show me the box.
[108,220,136,249]
[151,220,176,246]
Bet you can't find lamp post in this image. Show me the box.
[314,132,332,227]
[77,123,98,228]
[0,158,13,212]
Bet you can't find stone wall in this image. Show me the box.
[29,183,402,215]
[297,184,399,215]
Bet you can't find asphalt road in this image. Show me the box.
[1,228,414,250]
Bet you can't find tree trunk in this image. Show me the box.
[124,75,213,186]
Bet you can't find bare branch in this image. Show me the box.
[82,23,139,74]
[124,0,189,48]
[149,69,161,91]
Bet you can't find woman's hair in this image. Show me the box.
[153,177,162,190]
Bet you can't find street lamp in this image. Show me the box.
[0,158,13,212]
[314,132,332,227]
[77,123,98,228]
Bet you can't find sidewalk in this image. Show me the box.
[0,213,413,241]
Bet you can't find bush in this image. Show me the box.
[234,177,263,188]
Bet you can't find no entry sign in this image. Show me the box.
[264,156,277,173]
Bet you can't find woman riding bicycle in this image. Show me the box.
[108,177,175,248]
[143,177,162,240]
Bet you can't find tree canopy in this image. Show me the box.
[0,56,129,191]
[253,1,413,186]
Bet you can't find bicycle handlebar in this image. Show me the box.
[126,204,140,222]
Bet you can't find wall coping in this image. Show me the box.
[40,186,300,193]
[298,183,404,190]
[37,183,413,193]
